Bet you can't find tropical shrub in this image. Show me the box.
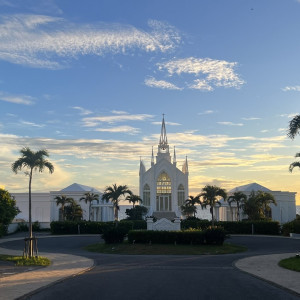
[282,219,300,236]
[125,206,148,220]
[101,226,127,244]
[204,226,226,245]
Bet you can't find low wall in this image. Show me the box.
[146,218,181,231]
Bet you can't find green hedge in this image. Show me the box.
[282,219,300,236]
[50,220,147,235]
[0,223,7,237]
[181,219,280,235]
[128,227,226,245]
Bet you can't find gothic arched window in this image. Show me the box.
[156,172,171,194]
[143,184,150,206]
[177,184,185,206]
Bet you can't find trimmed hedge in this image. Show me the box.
[282,219,300,236]
[128,227,226,245]
[181,219,280,235]
[102,227,128,244]
[50,220,147,235]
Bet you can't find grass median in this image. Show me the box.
[85,241,247,255]
[0,254,51,266]
[278,256,300,272]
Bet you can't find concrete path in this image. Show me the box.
[0,237,94,300]
[235,253,300,296]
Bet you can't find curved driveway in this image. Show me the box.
[1,235,300,300]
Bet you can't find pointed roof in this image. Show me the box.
[159,114,168,148]
[60,183,100,193]
[230,182,271,193]
[182,156,189,174]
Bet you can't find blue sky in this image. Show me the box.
[1,0,300,204]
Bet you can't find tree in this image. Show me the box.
[125,205,148,220]
[125,194,142,208]
[241,190,276,220]
[181,195,203,218]
[64,199,83,221]
[199,185,227,226]
[227,191,247,221]
[0,188,20,233]
[102,184,132,221]
[287,114,300,139]
[55,195,74,221]
[12,147,54,257]
[80,192,99,221]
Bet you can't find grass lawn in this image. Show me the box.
[85,242,247,255]
[278,256,300,272]
[0,254,51,266]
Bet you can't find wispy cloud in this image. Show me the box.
[144,77,182,90]
[0,91,34,105]
[152,121,181,126]
[280,113,298,118]
[282,86,300,92]
[198,110,215,115]
[153,57,245,91]
[82,113,154,126]
[217,122,244,126]
[95,126,140,135]
[20,120,45,127]
[242,117,261,121]
[72,106,92,115]
[0,15,181,68]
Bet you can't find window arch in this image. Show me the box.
[143,184,150,206]
[156,172,171,194]
[177,184,185,206]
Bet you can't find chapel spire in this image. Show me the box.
[159,114,168,150]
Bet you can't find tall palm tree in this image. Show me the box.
[199,185,227,226]
[125,194,142,208]
[102,184,132,221]
[255,191,276,219]
[64,199,83,221]
[287,114,300,139]
[227,191,247,221]
[55,195,74,221]
[12,147,54,257]
[80,192,99,221]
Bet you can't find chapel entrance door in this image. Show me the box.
[157,195,171,211]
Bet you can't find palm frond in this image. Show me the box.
[288,115,300,139]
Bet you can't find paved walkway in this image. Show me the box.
[0,235,299,299]
[0,236,94,300]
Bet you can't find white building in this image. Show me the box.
[139,116,189,219]
[216,182,296,224]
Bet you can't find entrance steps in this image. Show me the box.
[152,211,177,220]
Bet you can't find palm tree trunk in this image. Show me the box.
[211,206,215,226]
[28,169,33,258]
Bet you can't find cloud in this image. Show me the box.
[144,77,182,90]
[152,121,181,126]
[72,106,92,115]
[217,122,244,126]
[0,91,34,105]
[242,117,261,121]
[156,57,245,91]
[282,86,300,92]
[280,113,298,118]
[198,110,215,115]
[82,113,154,126]
[0,15,181,68]
[94,126,140,135]
[20,120,45,127]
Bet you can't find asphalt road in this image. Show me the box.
[2,235,300,300]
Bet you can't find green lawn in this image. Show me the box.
[85,242,247,255]
[0,254,51,266]
[278,256,300,272]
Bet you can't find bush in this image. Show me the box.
[101,226,127,244]
[204,226,226,245]
[125,206,148,220]
[181,220,280,235]
[0,223,7,237]
[282,219,300,236]
[127,228,225,245]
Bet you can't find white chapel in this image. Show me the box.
[139,116,189,219]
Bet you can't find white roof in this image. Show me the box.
[60,183,101,193]
[230,182,271,193]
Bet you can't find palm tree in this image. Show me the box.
[80,192,99,221]
[181,195,203,218]
[55,195,74,221]
[287,114,300,139]
[12,147,54,257]
[227,191,247,221]
[289,152,300,172]
[64,199,83,221]
[125,194,142,208]
[102,184,132,221]
[255,191,276,219]
[199,185,227,226]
